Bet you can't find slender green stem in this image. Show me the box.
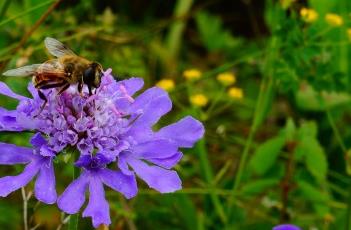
[325,109,347,153]
[0,0,10,21]
[324,100,350,230]
[226,35,279,227]
[197,138,227,223]
[166,0,193,59]
[21,187,29,230]
[0,0,55,27]
[68,156,80,230]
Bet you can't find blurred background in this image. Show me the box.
[1,0,351,229]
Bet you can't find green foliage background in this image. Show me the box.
[0,0,351,229]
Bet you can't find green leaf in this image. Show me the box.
[195,11,241,52]
[297,180,330,216]
[297,121,317,140]
[284,118,296,141]
[296,137,328,181]
[241,179,280,196]
[295,84,351,111]
[305,139,327,181]
[249,136,286,175]
[297,181,328,202]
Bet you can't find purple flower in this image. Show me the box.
[0,133,56,204]
[273,224,301,230]
[0,68,204,228]
[58,154,137,228]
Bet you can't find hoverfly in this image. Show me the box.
[2,37,103,109]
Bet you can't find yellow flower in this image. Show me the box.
[190,94,208,107]
[300,8,318,23]
[216,72,236,86]
[347,28,351,42]
[183,69,202,81]
[325,13,343,27]
[156,79,175,92]
[228,87,243,99]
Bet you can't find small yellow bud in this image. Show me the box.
[228,87,243,99]
[216,72,236,86]
[325,13,343,27]
[190,94,208,107]
[347,28,351,42]
[156,79,175,92]
[300,8,318,23]
[183,69,202,81]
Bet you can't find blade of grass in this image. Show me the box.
[226,34,280,225]
[196,138,227,224]
[0,0,10,21]
[0,0,62,72]
[166,0,193,59]
[0,0,55,27]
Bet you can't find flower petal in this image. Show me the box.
[0,142,33,165]
[117,154,134,176]
[57,171,89,214]
[117,77,144,96]
[127,157,181,193]
[147,151,183,169]
[133,140,178,159]
[129,87,172,127]
[34,159,57,204]
[0,108,24,131]
[273,224,301,230]
[99,168,137,199]
[30,133,47,148]
[0,161,40,197]
[155,116,204,148]
[0,82,28,101]
[83,176,111,228]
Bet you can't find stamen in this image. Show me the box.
[119,85,134,103]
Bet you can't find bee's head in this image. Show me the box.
[83,62,103,88]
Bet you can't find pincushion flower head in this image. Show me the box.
[0,68,204,228]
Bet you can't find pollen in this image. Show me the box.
[183,69,202,81]
[228,87,243,99]
[190,94,208,107]
[216,72,236,86]
[325,13,343,27]
[156,79,175,92]
[300,8,318,23]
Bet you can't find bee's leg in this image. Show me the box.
[58,83,70,95]
[34,82,66,117]
[78,81,83,96]
[39,81,66,90]
[34,90,48,118]
[88,84,93,96]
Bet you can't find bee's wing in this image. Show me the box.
[2,64,41,77]
[37,59,67,77]
[44,37,76,57]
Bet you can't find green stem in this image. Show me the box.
[197,138,227,223]
[68,156,80,230]
[325,109,347,153]
[324,100,350,230]
[0,0,10,21]
[166,0,193,59]
[226,35,279,225]
[0,0,55,27]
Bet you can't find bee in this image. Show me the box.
[2,37,103,108]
